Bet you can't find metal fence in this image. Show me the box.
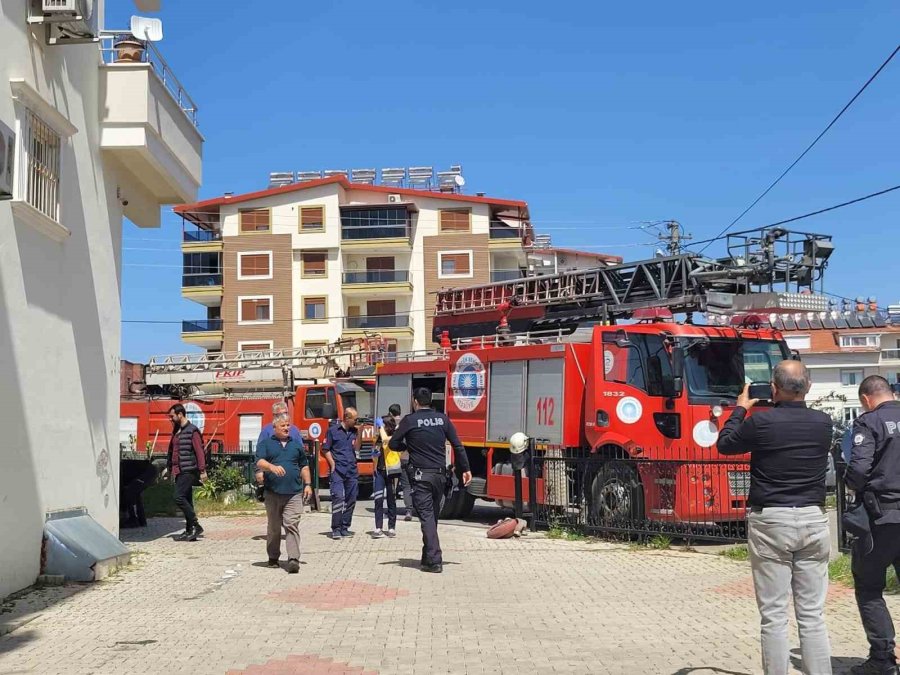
[525,445,751,544]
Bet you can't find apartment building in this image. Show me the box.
[773,300,900,423]
[0,2,202,597]
[176,168,551,355]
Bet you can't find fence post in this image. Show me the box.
[309,440,321,512]
[527,438,538,531]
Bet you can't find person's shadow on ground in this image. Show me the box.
[790,650,865,674]
[378,558,461,569]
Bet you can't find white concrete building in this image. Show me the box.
[0,1,202,598]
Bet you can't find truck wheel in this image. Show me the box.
[457,491,476,519]
[439,488,464,519]
[588,461,644,526]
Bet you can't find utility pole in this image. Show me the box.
[658,220,691,256]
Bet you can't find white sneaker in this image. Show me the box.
[386,528,396,537]
[372,529,385,539]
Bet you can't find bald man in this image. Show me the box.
[718,359,834,675]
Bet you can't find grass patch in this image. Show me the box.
[546,524,586,541]
[825,494,837,509]
[140,482,262,518]
[720,545,750,562]
[629,535,672,551]
[828,553,900,592]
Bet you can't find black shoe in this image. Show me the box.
[287,559,300,574]
[404,511,413,522]
[187,523,203,541]
[340,529,354,538]
[174,527,192,541]
[421,563,443,574]
[851,659,899,675]
[267,558,280,568]
[256,485,266,502]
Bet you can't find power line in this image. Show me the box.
[698,42,900,253]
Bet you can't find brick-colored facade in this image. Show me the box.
[422,232,491,340]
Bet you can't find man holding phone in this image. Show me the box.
[718,360,834,675]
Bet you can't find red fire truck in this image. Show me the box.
[376,227,835,522]
[120,340,384,493]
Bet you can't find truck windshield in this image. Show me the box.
[337,381,375,422]
[685,339,788,400]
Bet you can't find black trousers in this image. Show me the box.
[173,470,199,528]
[852,522,900,663]
[410,468,447,566]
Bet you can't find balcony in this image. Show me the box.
[181,273,222,306]
[182,227,222,247]
[181,319,223,349]
[342,270,412,294]
[491,270,523,283]
[99,35,203,228]
[489,221,526,248]
[343,314,413,335]
[340,207,412,249]
[882,349,900,362]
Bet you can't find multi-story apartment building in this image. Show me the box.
[176,169,611,356]
[0,2,202,597]
[773,299,900,424]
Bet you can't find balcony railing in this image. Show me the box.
[491,270,523,283]
[183,228,221,243]
[182,319,223,333]
[882,349,900,360]
[489,221,524,239]
[182,273,223,287]
[343,271,410,284]
[99,34,199,126]
[341,225,410,241]
[344,314,411,330]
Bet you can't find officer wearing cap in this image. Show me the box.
[845,375,900,675]
[388,387,471,573]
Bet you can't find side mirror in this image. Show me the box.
[669,347,685,396]
[321,402,336,420]
[791,349,801,361]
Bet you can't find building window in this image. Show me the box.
[440,208,471,233]
[841,369,864,386]
[300,206,325,231]
[239,208,271,233]
[21,109,62,222]
[237,341,273,351]
[843,406,863,424]
[238,296,273,324]
[301,251,327,277]
[340,206,409,239]
[237,251,272,280]
[303,296,327,322]
[840,334,878,348]
[784,335,810,350]
[303,341,328,351]
[438,250,473,278]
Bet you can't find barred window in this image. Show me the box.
[23,109,61,222]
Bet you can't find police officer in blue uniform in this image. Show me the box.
[845,375,900,675]
[389,387,471,573]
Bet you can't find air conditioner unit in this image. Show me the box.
[0,120,14,200]
[388,194,403,204]
[33,0,99,45]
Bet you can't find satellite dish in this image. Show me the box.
[454,174,466,187]
[130,15,163,42]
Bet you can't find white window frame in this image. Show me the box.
[840,369,864,387]
[438,250,474,279]
[237,251,273,280]
[9,79,77,242]
[840,334,878,348]
[237,340,274,351]
[784,335,810,350]
[237,295,274,325]
[843,406,863,424]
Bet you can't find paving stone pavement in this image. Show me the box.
[0,504,896,675]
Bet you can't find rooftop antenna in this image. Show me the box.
[130,15,163,41]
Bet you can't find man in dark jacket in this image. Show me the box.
[718,360,833,675]
[845,375,900,675]
[163,404,207,541]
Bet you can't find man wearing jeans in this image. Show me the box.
[718,360,834,675]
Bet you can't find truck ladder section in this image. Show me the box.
[433,227,833,338]
[145,342,382,386]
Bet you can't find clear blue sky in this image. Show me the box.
[118,1,900,362]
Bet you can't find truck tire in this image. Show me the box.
[588,461,644,526]
[457,491,476,519]
[439,487,464,519]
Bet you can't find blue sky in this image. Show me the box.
[118,1,900,362]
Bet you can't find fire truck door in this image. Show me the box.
[487,360,526,442]
[376,374,412,417]
[525,358,564,445]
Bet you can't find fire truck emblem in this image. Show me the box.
[451,353,486,412]
[615,396,642,424]
[184,402,206,432]
[603,351,615,375]
[693,420,719,448]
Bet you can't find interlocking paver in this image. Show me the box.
[0,506,895,674]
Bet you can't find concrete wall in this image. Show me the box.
[0,1,124,598]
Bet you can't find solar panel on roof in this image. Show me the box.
[783,317,796,330]
[822,316,836,329]
[859,316,875,329]
[835,317,849,329]
[874,315,887,327]
[847,315,861,328]
[797,318,810,329]
[809,317,823,330]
